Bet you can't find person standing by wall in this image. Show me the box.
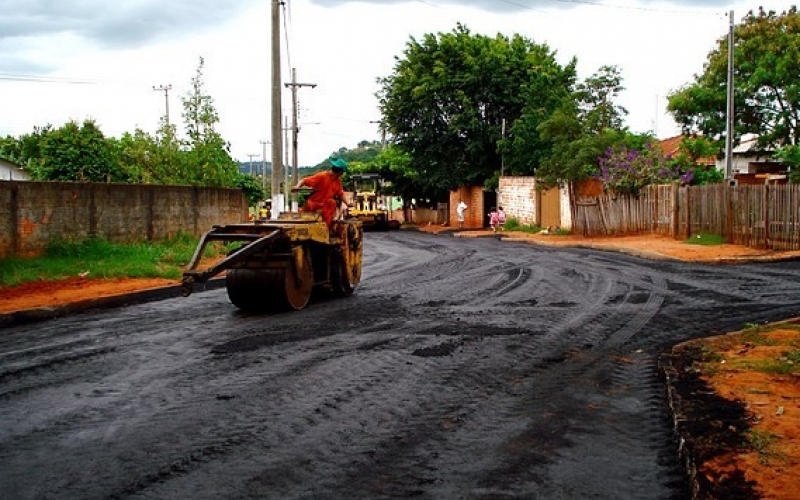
[456,200,468,228]
[497,206,506,232]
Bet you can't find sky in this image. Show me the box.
[0,0,796,167]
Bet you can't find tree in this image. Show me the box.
[534,66,633,187]
[575,65,628,134]
[596,141,685,196]
[775,145,800,183]
[181,56,240,187]
[377,24,575,199]
[29,120,124,182]
[667,7,800,149]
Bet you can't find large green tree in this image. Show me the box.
[534,66,633,187]
[668,7,800,148]
[377,24,575,199]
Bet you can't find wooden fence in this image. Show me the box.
[572,183,800,251]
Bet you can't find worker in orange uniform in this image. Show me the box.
[292,157,352,230]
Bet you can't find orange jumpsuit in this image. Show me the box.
[300,170,345,228]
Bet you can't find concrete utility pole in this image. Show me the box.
[270,0,283,218]
[246,153,258,176]
[260,140,269,193]
[152,84,172,126]
[284,116,291,210]
[725,10,735,183]
[284,68,316,210]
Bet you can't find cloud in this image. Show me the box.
[0,0,257,72]
[306,0,733,13]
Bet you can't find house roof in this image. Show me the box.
[657,135,716,166]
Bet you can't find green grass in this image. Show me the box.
[0,234,228,287]
[504,218,570,235]
[684,232,726,245]
[744,428,785,465]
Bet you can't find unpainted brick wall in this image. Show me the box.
[0,181,248,258]
[499,176,538,226]
[449,186,485,229]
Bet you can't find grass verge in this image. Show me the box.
[0,234,228,287]
[684,233,726,245]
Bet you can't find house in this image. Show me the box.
[0,158,30,181]
[718,135,786,185]
[656,135,716,167]
[658,134,786,185]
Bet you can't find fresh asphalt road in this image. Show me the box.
[2,230,799,500]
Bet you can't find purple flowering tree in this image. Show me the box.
[596,142,682,196]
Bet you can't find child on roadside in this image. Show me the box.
[497,206,506,232]
[488,207,499,233]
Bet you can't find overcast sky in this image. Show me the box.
[0,0,796,166]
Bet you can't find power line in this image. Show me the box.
[0,74,96,84]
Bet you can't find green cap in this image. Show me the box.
[329,157,349,172]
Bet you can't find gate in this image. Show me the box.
[539,187,561,229]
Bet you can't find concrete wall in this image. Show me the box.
[0,181,248,258]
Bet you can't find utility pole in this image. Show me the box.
[152,84,172,126]
[270,0,283,218]
[370,120,387,150]
[246,153,258,176]
[725,10,735,183]
[284,68,316,210]
[284,116,291,211]
[260,140,269,193]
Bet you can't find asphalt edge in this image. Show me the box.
[658,350,703,500]
[0,277,227,329]
[453,232,800,264]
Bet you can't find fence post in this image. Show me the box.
[652,185,658,232]
[764,184,770,249]
[685,186,692,238]
[724,184,732,244]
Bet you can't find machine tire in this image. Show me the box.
[226,250,314,312]
[330,255,354,297]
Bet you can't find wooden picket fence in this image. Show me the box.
[572,183,800,251]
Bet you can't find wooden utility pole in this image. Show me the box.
[270,0,283,218]
[284,68,316,209]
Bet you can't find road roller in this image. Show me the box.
[180,212,363,312]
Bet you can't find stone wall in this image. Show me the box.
[0,181,248,258]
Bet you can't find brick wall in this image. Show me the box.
[0,181,248,258]
[449,186,485,229]
[499,176,538,226]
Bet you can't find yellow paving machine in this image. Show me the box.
[180,212,363,312]
[349,173,400,231]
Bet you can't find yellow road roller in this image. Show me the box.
[180,212,363,312]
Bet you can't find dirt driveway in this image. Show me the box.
[1,229,798,499]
